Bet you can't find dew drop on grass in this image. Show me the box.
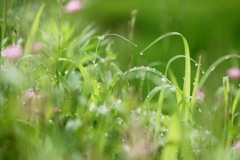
[161,77,166,82]
[211,67,215,71]
[226,56,229,60]
[195,63,198,67]
[202,71,205,74]
[170,87,176,92]
[139,52,144,56]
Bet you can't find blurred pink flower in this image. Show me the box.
[32,42,43,53]
[25,90,37,99]
[227,68,240,79]
[197,88,205,101]
[64,0,83,13]
[2,44,23,60]
[53,107,62,115]
[234,141,240,149]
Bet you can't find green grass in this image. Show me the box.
[1,1,240,160]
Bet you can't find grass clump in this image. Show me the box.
[1,1,240,160]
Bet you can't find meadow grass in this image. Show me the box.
[1,1,240,160]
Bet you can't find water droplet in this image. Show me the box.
[202,71,205,74]
[33,68,36,71]
[226,56,229,60]
[171,87,176,92]
[198,109,202,112]
[183,77,185,80]
[211,67,215,71]
[161,78,166,82]
[139,52,144,56]
[195,63,198,67]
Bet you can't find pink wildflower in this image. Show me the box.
[2,44,23,60]
[227,68,240,79]
[53,107,62,115]
[64,0,83,13]
[234,141,240,149]
[32,42,43,53]
[196,88,205,101]
[25,90,37,99]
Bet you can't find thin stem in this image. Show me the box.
[56,1,63,87]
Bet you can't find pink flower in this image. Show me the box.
[53,107,61,115]
[32,42,43,53]
[2,44,23,60]
[25,90,37,99]
[64,0,83,13]
[234,141,240,149]
[227,68,240,79]
[197,88,205,101]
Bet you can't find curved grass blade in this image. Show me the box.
[140,32,191,119]
[199,54,240,87]
[94,33,137,63]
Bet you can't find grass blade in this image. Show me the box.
[140,32,191,119]
[190,56,201,110]
[24,4,45,55]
